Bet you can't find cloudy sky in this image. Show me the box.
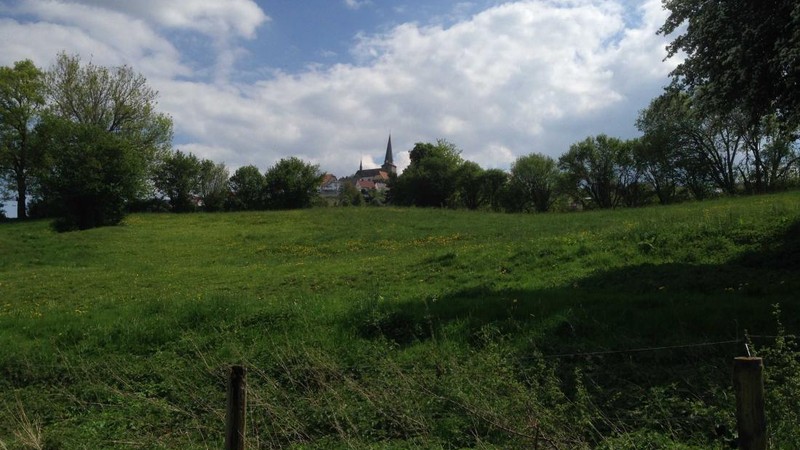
[1,0,679,199]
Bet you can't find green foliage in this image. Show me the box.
[751,305,800,448]
[479,168,508,212]
[263,156,323,209]
[338,180,364,206]
[390,139,464,207]
[36,118,146,231]
[453,160,484,210]
[0,59,46,219]
[510,153,560,212]
[153,150,201,212]
[660,0,800,130]
[228,165,265,210]
[197,159,229,212]
[558,135,642,209]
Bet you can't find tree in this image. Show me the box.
[390,139,464,207]
[454,161,484,210]
[479,169,508,212]
[153,150,202,212]
[263,157,323,210]
[31,54,173,228]
[737,114,800,194]
[558,135,632,209]
[37,118,146,230]
[637,90,746,198]
[509,153,560,212]
[228,165,266,210]
[660,0,800,130]
[45,53,173,173]
[0,60,45,219]
[197,159,229,212]
[636,93,691,204]
[338,180,364,207]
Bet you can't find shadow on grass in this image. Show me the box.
[349,219,800,351]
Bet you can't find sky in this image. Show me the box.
[0,0,681,217]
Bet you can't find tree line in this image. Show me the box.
[2,1,798,227]
[0,53,324,229]
[390,0,800,211]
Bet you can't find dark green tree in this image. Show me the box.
[558,135,641,209]
[29,54,173,228]
[479,168,508,212]
[390,139,463,207]
[197,159,229,212]
[228,165,266,210]
[37,118,146,231]
[454,161,484,210]
[0,60,45,219]
[153,150,202,212]
[509,153,560,212]
[660,0,800,130]
[635,93,691,204]
[263,157,323,210]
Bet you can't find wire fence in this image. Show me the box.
[0,334,787,449]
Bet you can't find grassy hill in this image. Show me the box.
[1,192,799,448]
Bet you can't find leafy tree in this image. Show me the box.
[153,150,202,212]
[228,165,266,210]
[0,60,45,219]
[660,0,800,130]
[391,139,464,207]
[338,180,364,207]
[737,115,800,194]
[637,90,746,197]
[454,161,484,210]
[498,178,529,213]
[615,139,650,207]
[636,93,691,204]
[558,135,631,209]
[509,153,560,212]
[197,159,229,212]
[479,168,508,212]
[37,118,146,231]
[45,53,172,173]
[26,54,174,228]
[263,157,323,210]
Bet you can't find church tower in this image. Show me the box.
[381,134,396,175]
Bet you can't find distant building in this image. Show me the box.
[319,174,341,196]
[319,135,396,200]
[354,135,396,181]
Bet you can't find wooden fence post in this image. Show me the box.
[225,365,247,450]
[733,357,767,450]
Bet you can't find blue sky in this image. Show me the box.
[1,0,679,217]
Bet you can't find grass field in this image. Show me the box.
[1,192,799,448]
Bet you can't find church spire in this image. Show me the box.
[384,134,393,165]
[381,134,396,174]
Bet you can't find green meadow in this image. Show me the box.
[1,192,799,449]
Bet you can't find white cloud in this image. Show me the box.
[26,0,269,39]
[344,0,372,10]
[0,0,675,180]
[159,0,675,176]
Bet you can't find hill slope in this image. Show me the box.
[1,193,799,448]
